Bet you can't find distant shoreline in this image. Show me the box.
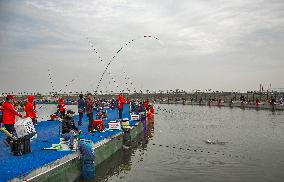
[157,100,284,111]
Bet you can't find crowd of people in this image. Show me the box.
[159,94,284,107]
[203,95,283,107]
[0,93,154,149]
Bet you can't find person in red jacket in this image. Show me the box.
[150,105,155,114]
[59,97,66,118]
[2,95,23,145]
[143,99,149,111]
[255,98,260,107]
[117,94,126,119]
[24,95,37,125]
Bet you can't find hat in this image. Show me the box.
[66,110,75,114]
[28,95,35,102]
[6,95,14,100]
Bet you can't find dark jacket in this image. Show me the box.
[77,98,85,113]
[62,115,78,134]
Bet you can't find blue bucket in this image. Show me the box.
[78,140,95,160]
[82,159,95,180]
[79,140,96,179]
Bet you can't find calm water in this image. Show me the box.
[36,104,284,182]
[91,104,284,182]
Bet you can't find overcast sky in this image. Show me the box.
[0,0,283,94]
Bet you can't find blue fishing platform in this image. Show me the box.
[0,104,138,182]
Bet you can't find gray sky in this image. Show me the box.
[0,0,284,94]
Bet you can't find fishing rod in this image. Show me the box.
[94,35,160,93]
[94,35,160,94]
[28,35,160,119]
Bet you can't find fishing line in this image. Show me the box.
[111,133,249,161]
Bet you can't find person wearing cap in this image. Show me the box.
[117,94,126,119]
[1,95,23,145]
[58,97,66,118]
[143,99,149,111]
[149,105,154,114]
[24,95,37,125]
[61,110,81,149]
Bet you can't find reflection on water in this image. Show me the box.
[82,116,155,182]
[83,105,284,182]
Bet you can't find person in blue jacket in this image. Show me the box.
[77,94,85,126]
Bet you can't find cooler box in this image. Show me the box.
[108,121,121,130]
[131,114,140,121]
[92,120,104,131]
[78,139,95,160]
[121,118,130,129]
[14,117,36,138]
